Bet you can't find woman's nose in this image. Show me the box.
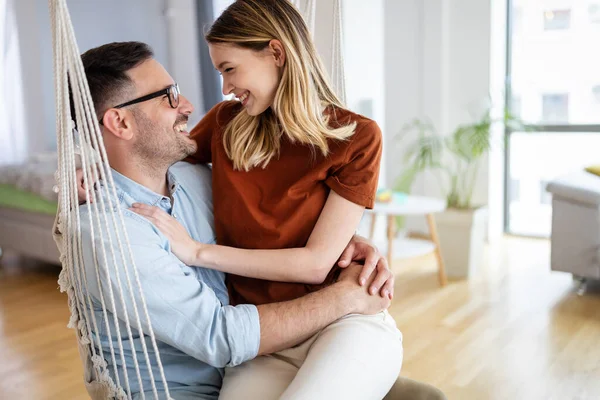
[222,78,234,96]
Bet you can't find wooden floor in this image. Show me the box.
[1,236,599,399]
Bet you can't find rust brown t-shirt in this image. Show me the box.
[188,100,382,306]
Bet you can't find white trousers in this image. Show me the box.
[219,311,403,400]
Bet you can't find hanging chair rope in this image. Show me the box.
[331,0,346,104]
[49,0,171,398]
[293,0,346,104]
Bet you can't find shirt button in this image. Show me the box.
[173,213,178,219]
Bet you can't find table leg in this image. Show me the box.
[386,215,395,266]
[426,213,447,286]
[369,213,377,240]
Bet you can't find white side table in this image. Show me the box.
[366,195,448,286]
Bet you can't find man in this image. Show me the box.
[75,41,396,399]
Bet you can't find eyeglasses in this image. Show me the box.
[99,83,180,125]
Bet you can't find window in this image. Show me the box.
[511,95,522,119]
[542,94,569,123]
[507,133,600,237]
[509,178,521,203]
[544,9,571,30]
[513,7,523,35]
[505,1,600,237]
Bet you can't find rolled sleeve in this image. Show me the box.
[79,209,260,368]
[223,304,260,367]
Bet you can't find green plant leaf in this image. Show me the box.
[394,100,535,211]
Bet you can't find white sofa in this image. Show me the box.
[546,171,600,285]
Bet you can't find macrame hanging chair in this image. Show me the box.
[49,0,346,399]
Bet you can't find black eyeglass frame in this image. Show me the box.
[99,83,180,125]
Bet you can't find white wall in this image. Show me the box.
[164,0,204,126]
[342,0,386,186]
[382,0,429,199]
[12,0,203,153]
[383,0,501,236]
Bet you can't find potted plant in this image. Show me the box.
[395,107,528,278]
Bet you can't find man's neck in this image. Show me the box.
[111,162,170,197]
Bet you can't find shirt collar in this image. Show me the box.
[108,168,180,207]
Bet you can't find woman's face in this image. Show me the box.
[209,41,285,116]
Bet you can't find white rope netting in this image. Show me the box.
[49,0,171,398]
[331,0,347,104]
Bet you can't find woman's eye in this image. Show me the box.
[224,67,234,73]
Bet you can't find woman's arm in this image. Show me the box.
[130,190,364,284]
[201,190,364,284]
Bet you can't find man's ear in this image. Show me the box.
[101,108,134,141]
[269,39,286,67]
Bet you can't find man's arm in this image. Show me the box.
[256,263,389,355]
[80,210,260,368]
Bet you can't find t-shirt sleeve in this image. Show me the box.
[325,120,382,209]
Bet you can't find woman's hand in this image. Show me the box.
[337,235,394,300]
[129,203,202,266]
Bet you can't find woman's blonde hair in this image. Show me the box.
[206,0,356,171]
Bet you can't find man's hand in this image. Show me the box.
[337,235,394,300]
[75,168,89,204]
[75,166,101,204]
[336,262,391,315]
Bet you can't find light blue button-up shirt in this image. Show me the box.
[78,162,260,399]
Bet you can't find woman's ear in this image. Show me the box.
[269,39,286,67]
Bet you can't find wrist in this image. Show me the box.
[194,242,209,265]
[331,281,358,316]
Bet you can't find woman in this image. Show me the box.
[131,0,403,398]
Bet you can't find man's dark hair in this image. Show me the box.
[79,41,154,118]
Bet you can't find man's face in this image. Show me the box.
[124,59,197,165]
